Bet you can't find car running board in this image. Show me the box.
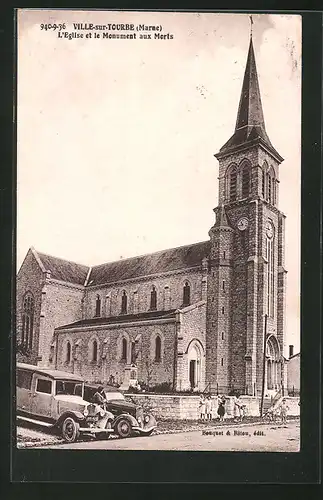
[17,415,54,428]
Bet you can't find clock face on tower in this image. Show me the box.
[237,217,249,231]
[266,221,274,239]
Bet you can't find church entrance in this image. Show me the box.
[189,360,196,389]
[187,342,203,391]
[265,335,282,391]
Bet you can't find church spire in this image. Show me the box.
[216,30,283,163]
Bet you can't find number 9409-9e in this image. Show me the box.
[40,23,66,31]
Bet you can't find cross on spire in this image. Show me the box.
[249,15,253,38]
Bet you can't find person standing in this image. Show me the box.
[198,394,206,421]
[233,395,241,422]
[217,397,225,422]
[279,399,289,424]
[205,395,213,421]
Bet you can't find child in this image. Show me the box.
[279,399,289,424]
[205,395,213,421]
[198,394,206,421]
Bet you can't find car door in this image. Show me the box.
[31,375,54,419]
[16,369,33,413]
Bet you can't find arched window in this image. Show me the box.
[241,163,250,199]
[267,173,271,203]
[261,169,265,198]
[95,295,101,317]
[66,341,71,363]
[121,291,127,314]
[150,286,157,310]
[22,292,34,350]
[122,338,127,361]
[92,339,98,362]
[229,167,237,201]
[155,336,161,362]
[183,281,191,307]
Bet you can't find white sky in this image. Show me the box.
[17,11,301,355]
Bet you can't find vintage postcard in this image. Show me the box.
[16,9,301,453]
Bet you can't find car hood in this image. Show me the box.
[107,398,137,411]
[55,394,88,406]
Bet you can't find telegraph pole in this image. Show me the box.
[260,314,268,417]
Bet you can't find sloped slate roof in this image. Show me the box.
[37,251,90,286]
[87,241,210,286]
[56,309,177,330]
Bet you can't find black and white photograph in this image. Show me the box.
[15,10,301,453]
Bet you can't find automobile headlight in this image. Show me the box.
[99,408,105,417]
[83,408,89,417]
[144,415,150,423]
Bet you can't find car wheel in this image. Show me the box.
[61,417,80,443]
[116,418,132,438]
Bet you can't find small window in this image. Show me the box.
[92,340,98,362]
[150,286,157,310]
[221,358,224,366]
[183,281,191,307]
[122,338,127,361]
[95,295,101,317]
[222,306,225,315]
[36,378,52,394]
[223,251,226,259]
[155,336,161,362]
[222,280,225,292]
[221,332,224,340]
[66,341,71,363]
[121,291,128,314]
[261,170,265,198]
[17,370,33,389]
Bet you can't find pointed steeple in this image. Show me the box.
[216,36,283,163]
[214,204,230,228]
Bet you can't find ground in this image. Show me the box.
[16,418,300,452]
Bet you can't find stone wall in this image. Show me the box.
[16,249,45,365]
[42,280,84,367]
[126,394,300,420]
[83,268,205,319]
[54,320,177,387]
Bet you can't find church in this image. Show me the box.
[16,34,288,396]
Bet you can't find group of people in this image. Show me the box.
[265,398,290,424]
[198,394,226,422]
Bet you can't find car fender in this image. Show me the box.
[56,410,85,427]
[113,413,138,429]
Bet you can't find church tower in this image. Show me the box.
[206,32,287,396]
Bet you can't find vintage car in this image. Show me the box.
[16,363,115,443]
[84,383,157,438]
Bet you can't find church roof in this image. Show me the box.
[216,37,283,163]
[87,240,210,286]
[36,251,90,286]
[55,309,177,330]
[32,240,210,287]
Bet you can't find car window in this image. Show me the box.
[17,370,33,389]
[36,378,52,394]
[56,380,83,396]
[105,392,125,401]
